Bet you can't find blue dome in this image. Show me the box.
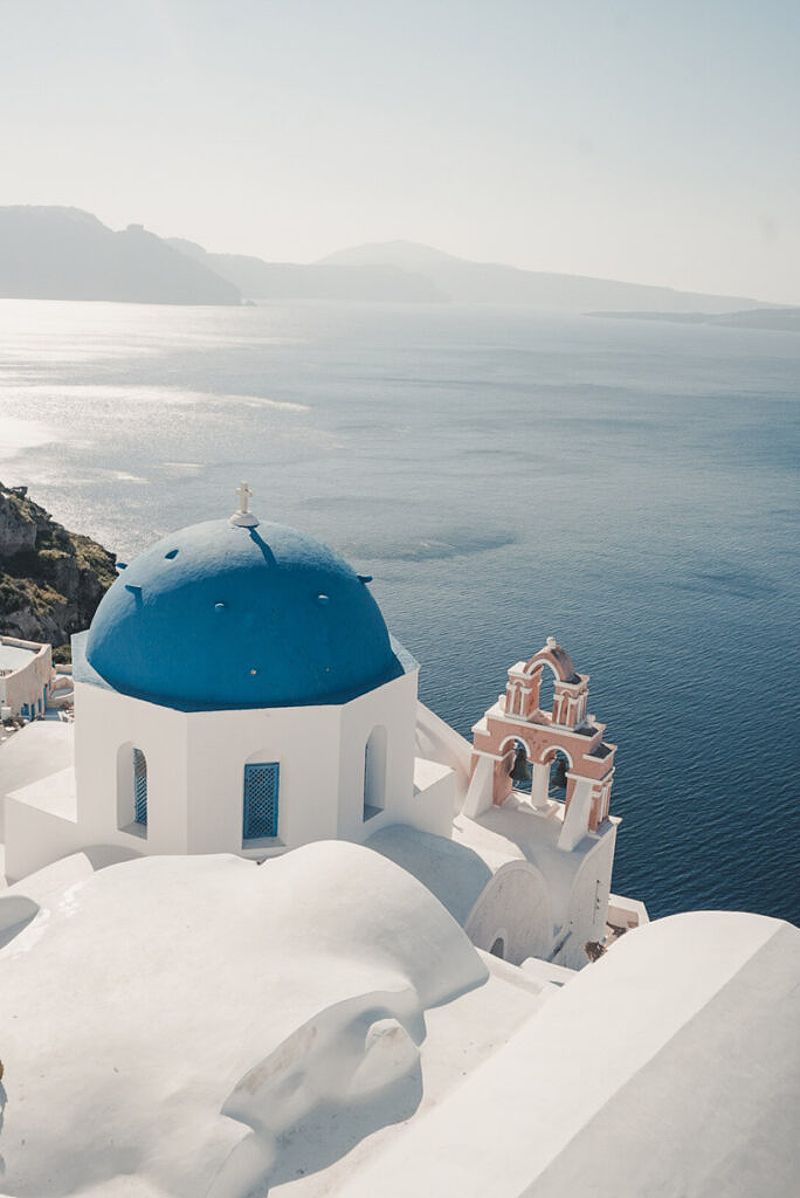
[86,518,403,710]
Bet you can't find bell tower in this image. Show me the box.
[466,637,617,850]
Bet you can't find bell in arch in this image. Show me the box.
[510,743,531,786]
[551,755,569,790]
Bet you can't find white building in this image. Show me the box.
[2,488,636,970]
[0,634,52,720]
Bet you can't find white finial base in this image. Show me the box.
[229,481,260,529]
[229,512,259,528]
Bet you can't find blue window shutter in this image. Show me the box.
[133,748,148,826]
[243,763,280,840]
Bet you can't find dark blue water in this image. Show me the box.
[2,299,798,923]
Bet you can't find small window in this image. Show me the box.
[133,747,148,826]
[363,726,387,821]
[243,762,280,841]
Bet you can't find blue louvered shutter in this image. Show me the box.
[243,763,279,839]
[133,748,148,826]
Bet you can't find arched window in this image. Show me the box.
[537,666,556,720]
[117,743,149,835]
[243,762,280,841]
[133,748,148,826]
[363,726,387,821]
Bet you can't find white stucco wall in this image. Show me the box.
[415,700,472,800]
[464,860,554,965]
[185,701,343,855]
[4,769,87,882]
[30,669,426,868]
[74,681,190,855]
[337,669,418,843]
[0,637,52,718]
[409,757,456,837]
[555,826,617,970]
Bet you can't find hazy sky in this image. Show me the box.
[3,0,799,301]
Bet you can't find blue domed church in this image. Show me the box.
[5,488,455,874]
[3,487,628,971]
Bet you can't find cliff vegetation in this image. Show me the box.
[0,483,116,661]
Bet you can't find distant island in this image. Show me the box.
[167,236,774,313]
[315,240,776,315]
[0,205,788,313]
[589,308,800,333]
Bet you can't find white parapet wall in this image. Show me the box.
[0,636,53,719]
[415,700,473,799]
[4,768,86,882]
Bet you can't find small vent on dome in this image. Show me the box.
[317,593,330,605]
[164,548,179,560]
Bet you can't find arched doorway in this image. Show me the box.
[489,936,505,959]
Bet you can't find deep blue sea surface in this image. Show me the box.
[1,299,798,923]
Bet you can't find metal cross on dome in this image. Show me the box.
[229,480,260,529]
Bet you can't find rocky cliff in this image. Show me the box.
[0,484,116,659]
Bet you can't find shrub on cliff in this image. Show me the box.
[0,483,116,654]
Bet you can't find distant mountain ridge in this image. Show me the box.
[0,207,240,305]
[0,207,780,312]
[167,237,445,302]
[318,240,773,315]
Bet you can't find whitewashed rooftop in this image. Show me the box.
[1,844,797,1197]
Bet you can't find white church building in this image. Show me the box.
[2,486,636,970]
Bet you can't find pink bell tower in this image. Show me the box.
[467,637,617,849]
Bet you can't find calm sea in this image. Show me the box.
[1,298,798,923]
